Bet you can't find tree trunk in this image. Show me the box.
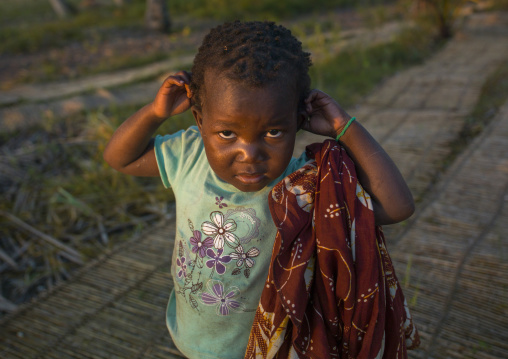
[48,0,75,18]
[145,0,171,33]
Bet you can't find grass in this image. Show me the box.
[0,0,402,89]
[0,1,147,54]
[0,0,398,54]
[75,51,170,79]
[310,26,443,108]
[0,103,196,304]
[0,0,55,27]
[400,255,421,308]
[484,0,508,11]
[169,0,353,20]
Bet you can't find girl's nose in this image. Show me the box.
[236,142,266,163]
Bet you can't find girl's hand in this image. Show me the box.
[302,90,415,225]
[301,89,352,138]
[151,71,193,120]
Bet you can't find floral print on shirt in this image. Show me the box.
[189,230,213,258]
[202,211,240,249]
[174,199,262,316]
[205,248,232,275]
[200,280,246,316]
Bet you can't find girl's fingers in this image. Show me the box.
[173,70,192,85]
[161,76,184,89]
[161,71,192,89]
[306,102,312,116]
[305,90,320,115]
[185,84,192,98]
[180,70,192,83]
[158,71,193,101]
[304,90,315,103]
[178,71,193,98]
[305,89,322,102]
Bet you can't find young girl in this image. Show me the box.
[104,21,416,359]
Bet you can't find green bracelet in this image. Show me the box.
[336,117,356,141]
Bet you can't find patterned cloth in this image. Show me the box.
[244,140,420,359]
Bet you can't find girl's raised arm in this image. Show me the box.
[103,71,192,177]
[303,89,415,226]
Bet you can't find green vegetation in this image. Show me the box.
[0,1,147,54]
[0,0,397,54]
[400,0,508,40]
[0,0,55,26]
[413,0,475,38]
[0,0,402,88]
[486,0,508,10]
[169,0,355,20]
[310,27,443,108]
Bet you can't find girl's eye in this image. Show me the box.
[219,131,236,139]
[266,130,282,138]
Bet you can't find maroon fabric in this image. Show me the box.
[245,140,419,359]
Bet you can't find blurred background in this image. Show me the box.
[1,0,507,320]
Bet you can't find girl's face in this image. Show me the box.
[192,72,305,192]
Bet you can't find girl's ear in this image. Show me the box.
[192,106,204,131]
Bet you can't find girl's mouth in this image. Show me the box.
[235,173,265,184]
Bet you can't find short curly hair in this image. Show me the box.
[190,20,312,112]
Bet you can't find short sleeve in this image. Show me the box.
[154,126,203,188]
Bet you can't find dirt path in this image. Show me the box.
[0,11,507,359]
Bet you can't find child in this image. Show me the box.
[104,21,416,359]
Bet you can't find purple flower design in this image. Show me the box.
[215,196,228,209]
[201,280,245,316]
[206,248,231,275]
[189,230,214,258]
[230,245,260,268]
[176,256,187,279]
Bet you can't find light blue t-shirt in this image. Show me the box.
[154,127,309,359]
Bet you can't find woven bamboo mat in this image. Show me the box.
[398,101,508,358]
[0,223,185,358]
